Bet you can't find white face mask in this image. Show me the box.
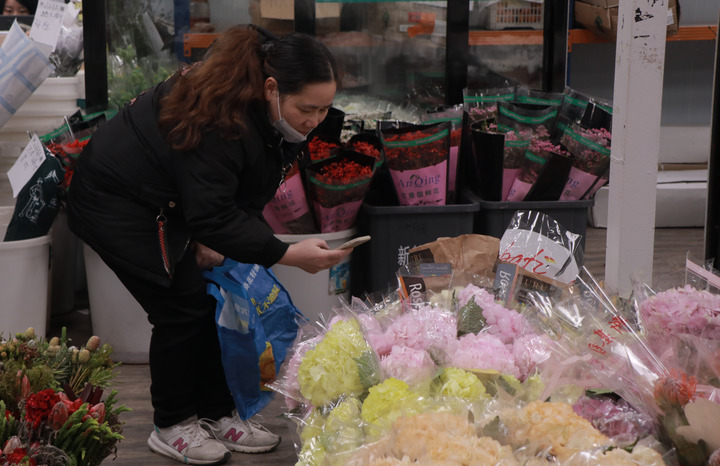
[272,93,306,143]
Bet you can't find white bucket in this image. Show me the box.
[0,206,51,336]
[272,228,356,324]
[0,75,82,142]
[83,243,152,364]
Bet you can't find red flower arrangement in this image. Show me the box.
[307,136,342,162]
[306,152,376,233]
[314,160,372,185]
[382,129,447,171]
[346,140,380,160]
[380,122,451,206]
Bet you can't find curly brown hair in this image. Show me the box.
[158,25,338,152]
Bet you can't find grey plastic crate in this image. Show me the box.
[465,189,594,242]
[354,197,479,294]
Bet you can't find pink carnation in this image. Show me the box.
[447,333,519,378]
[356,312,385,351]
[374,306,457,356]
[639,285,720,340]
[457,284,533,344]
[512,333,553,381]
[380,346,437,386]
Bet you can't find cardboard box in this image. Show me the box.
[259,0,340,20]
[589,169,707,228]
[575,0,678,42]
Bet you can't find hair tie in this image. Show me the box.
[260,41,275,56]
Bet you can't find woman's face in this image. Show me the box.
[3,0,30,15]
[265,79,337,137]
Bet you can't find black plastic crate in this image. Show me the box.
[464,189,594,243]
[353,196,479,294]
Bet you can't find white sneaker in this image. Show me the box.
[148,416,231,465]
[205,410,281,453]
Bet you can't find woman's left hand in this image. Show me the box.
[193,242,225,269]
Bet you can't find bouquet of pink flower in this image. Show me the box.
[527,269,720,465]
[558,122,611,200]
[638,284,720,340]
[506,139,572,201]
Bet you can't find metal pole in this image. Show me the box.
[705,12,720,266]
[445,0,469,106]
[81,0,108,112]
[542,0,569,92]
[295,0,316,35]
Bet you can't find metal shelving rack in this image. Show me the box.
[81,0,571,110]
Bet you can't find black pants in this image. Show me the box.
[111,250,235,428]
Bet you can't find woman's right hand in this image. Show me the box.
[277,238,352,274]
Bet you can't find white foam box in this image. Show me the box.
[589,169,707,228]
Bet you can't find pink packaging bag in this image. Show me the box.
[262,203,288,234]
[505,177,532,202]
[265,173,310,222]
[559,168,609,201]
[389,159,448,206]
[502,168,521,201]
[314,199,363,233]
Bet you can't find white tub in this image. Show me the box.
[0,206,51,336]
[83,244,151,364]
[272,228,356,324]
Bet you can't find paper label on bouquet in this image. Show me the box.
[390,160,447,206]
[559,167,598,201]
[30,0,67,50]
[499,229,579,283]
[7,134,46,197]
[265,173,309,222]
[502,168,521,200]
[315,199,363,233]
[505,178,532,202]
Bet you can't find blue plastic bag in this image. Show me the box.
[203,259,304,420]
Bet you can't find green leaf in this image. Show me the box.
[457,300,486,336]
[354,351,382,391]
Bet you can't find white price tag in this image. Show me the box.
[29,0,66,50]
[7,134,47,198]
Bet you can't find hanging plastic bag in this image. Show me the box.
[203,260,304,420]
[3,146,64,241]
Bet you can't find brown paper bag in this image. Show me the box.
[408,234,500,286]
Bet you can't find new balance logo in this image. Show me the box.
[224,428,245,443]
[173,437,189,452]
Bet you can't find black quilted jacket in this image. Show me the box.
[67,76,296,287]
